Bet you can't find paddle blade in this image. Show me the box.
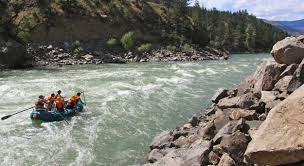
[1,115,12,120]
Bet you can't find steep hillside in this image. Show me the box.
[265,19,304,35]
[0,0,287,53]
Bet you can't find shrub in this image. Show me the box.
[181,43,193,52]
[166,45,177,52]
[73,40,81,48]
[17,31,30,42]
[137,43,152,53]
[106,38,119,47]
[121,31,135,50]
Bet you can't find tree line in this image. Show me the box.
[157,0,288,52]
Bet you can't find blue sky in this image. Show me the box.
[190,0,304,21]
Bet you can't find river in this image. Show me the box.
[0,53,269,166]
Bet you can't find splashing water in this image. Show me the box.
[0,54,269,166]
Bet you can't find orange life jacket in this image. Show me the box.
[75,96,80,103]
[68,97,75,105]
[56,99,63,109]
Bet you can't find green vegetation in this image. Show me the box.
[121,32,135,50]
[0,0,287,52]
[181,43,193,52]
[137,43,152,53]
[159,0,287,52]
[106,38,119,47]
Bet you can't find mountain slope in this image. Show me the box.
[0,0,287,52]
[265,19,304,35]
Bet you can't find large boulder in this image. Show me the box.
[287,58,304,93]
[151,142,212,166]
[211,88,229,103]
[253,59,286,91]
[271,36,304,65]
[220,131,251,162]
[274,75,293,92]
[150,131,172,150]
[279,64,298,79]
[0,39,31,68]
[237,59,285,94]
[245,85,304,165]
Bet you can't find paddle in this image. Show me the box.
[81,91,88,111]
[1,106,35,120]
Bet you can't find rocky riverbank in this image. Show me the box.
[0,39,229,69]
[28,44,229,67]
[143,36,304,166]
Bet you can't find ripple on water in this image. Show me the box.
[0,54,269,165]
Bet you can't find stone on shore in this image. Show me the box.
[287,58,304,93]
[220,131,251,161]
[274,75,293,92]
[211,88,229,103]
[271,36,304,65]
[150,131,172,149]
[245,85,304,165]
[218,153,236,166]
[280,64,298,79]
[254,59,286,91]
[0,39,31,68]
[237,59,285,94]
[151,142,212,166]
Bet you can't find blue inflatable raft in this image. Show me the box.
[30,100,84,123]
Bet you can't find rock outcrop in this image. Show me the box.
[0,39,32,68]
[245,85,304,165]
[271,35,304,65]
[144,45,304,166]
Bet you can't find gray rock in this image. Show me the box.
[287,58,304,93]
[274,75,293,92]
[238,92,259,109]
[255,59,286,91]
[213,109,231,131]
[81,54,94,61]
[280,64,298,79]
[232,118,247,133]
[271,36,304,65]
[245,85,304,165]
[150,131,172,150]
[211,88,229,103]
[148,149,164,163]
[218,153,236,166]
[0,40,31,68]
[217,96,240,109]
[213,121,238,144]
[208,151,220,165]
[220,131,251,162]
[229,109,258,121]
[151,142,212,166]
[245,120,263,138]
[197,121,216,140]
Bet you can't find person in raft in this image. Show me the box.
[46,93,56,112]
[66,92,85,110]
[55,90,66,108]
[55,96,64,113]
[35,95,46,111]
[55,90,66,101]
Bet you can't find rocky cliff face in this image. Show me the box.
[143,36,304,166]
[0,39,32,68]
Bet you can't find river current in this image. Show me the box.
[0,54,268,166]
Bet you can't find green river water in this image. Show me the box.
[0,54,269,166]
